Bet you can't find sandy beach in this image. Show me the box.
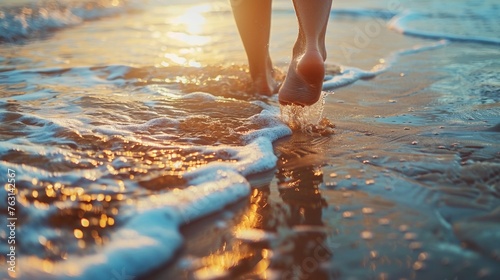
[0,0,499,279]
[151,42,500,279]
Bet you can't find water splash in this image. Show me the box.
[279,91,335,135]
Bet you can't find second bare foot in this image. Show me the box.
[251,57,280,96]
[278,50,325,106]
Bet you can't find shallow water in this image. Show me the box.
[0,0,499,279]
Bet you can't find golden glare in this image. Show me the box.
[164,3,212,62]
[167,32,210,46]
[172,4,211,34]
[192,189,269,276]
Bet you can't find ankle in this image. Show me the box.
[295,50,325,84]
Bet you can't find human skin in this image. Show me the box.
[230,0,332,105]
[230,0,278,95]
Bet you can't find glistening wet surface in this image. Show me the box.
[1,0,499,279]
[153,47,500,279]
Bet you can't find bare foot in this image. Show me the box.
[251,57,280,96]
[278,50,325,106]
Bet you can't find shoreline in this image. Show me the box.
[1,0,499,279]
[146,45,500,279]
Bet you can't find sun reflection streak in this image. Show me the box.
[193,188,270,277]
[161,4,213,67]
[171,4,211,34]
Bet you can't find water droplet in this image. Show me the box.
[409,242,422,250]
[342,211,354,218]
[362,207,374,214]
[361,231,373,240]
[418,252,429,261]
[81,218,89,227]
[39,236,47,245]
[378,218,390,225]
[342,192,353,198]
[399,225,409,232]
[413,261,425,271]
[326,181,337,188]
[74,229,83,239]
[404,232,417,240]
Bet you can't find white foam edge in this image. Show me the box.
[242,109,292,144]
[0,1,129,41]
[10,134,283,279]
[13,167,250,280]
[2,62,295,280]
[388,10,500,46]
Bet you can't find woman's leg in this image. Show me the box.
[279,0,332,105]
[230,0,278,95]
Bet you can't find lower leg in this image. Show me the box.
[279,0,332,105]
[230,0,278,95]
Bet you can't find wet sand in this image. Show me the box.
[148,47,500,280]
[1,0,498,279]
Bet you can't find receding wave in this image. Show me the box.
[326,6,500,46]
[389,11,500,46]
[0,0,131,42]
[0,63,296,279]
